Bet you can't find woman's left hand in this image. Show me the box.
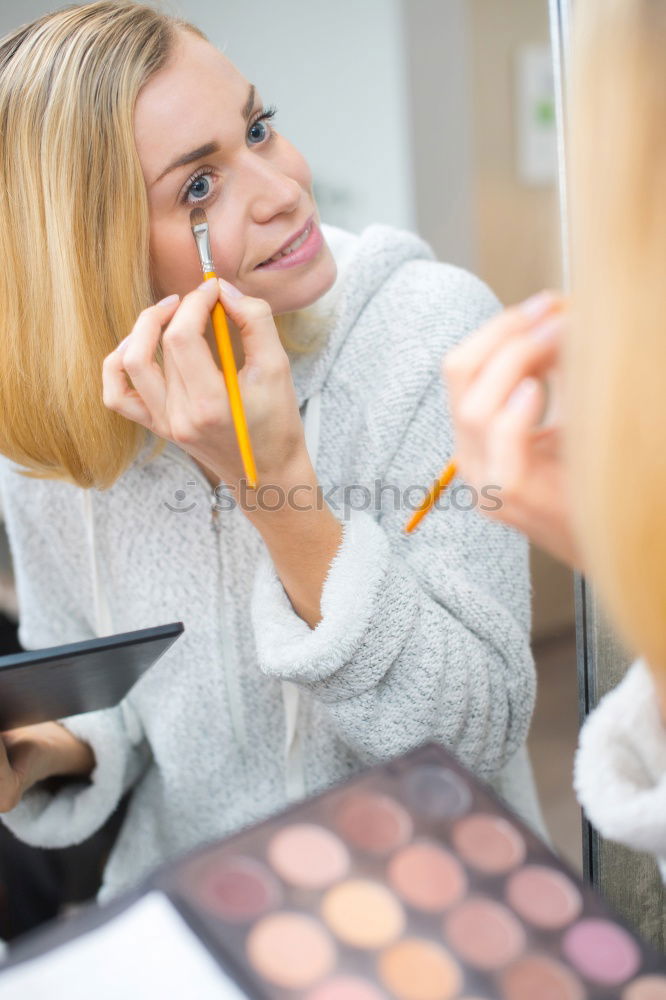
[102,278,310,494]
[443,291,583,568]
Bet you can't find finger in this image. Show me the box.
[217,279,288,372]
[486,377,548,492]
[102,296,180,434]
[120,297,181,418]
[457,314,563,433]
[443,290,563,406]
[0,735,10,771]
[162,280,227,403]
[103,338,156,427]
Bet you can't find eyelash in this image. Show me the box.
[180,105,279,207]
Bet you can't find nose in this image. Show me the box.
[240,152,302,223]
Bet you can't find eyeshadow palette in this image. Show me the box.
[151,743,666,1000]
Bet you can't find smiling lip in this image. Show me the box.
[254,216,322,271]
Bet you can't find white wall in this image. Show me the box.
[402,0,477,271]
[0,0,416,235]
[171,0,416,233]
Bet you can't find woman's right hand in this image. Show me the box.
[0,722,95,812]
[443,290,583,569]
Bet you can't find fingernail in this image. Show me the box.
[531,314,563,342]
[507,377,539,411]
[518,290,557,321]
[116,334,131,353]
[218,277,243,299]
[157,293,179,307]
[198,279,211,289]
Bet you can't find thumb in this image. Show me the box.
[216,278,286,369]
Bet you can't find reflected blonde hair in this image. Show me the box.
[0,1,313,489]
[568,0,666,674]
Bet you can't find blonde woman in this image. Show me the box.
[444,0,666,876]
[0,2,544,902]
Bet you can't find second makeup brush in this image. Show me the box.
[190,206,258,490]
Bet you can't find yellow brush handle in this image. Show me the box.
[404,459,457,534]
[203,271,258,490]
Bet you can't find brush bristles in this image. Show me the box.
[189,206,208,229]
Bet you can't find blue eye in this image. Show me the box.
[180,105,279,207]
[183,168,214,205]
[248,104,278,145]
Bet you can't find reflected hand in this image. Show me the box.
[442,291,583,569]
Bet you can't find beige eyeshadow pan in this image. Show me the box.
[246,911,335,989]
[623,976,666,1000]
[321,879,405,949]
[267,823,350,890]
[450,814,526,874]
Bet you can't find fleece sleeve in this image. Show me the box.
[0,473,150,847]
[574,660,666,881]
[251,280,535,779]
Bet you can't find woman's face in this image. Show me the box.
[134,28,337,314]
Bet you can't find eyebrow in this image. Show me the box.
[151,83,256,188]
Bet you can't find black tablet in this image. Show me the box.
[0,622,184,730]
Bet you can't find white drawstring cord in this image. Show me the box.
[81,488,113,637]
[82,396,321,803]
[282,391,321,801]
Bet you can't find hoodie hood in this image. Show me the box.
[285,222,437,408]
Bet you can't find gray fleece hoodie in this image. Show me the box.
[0,223,545,902]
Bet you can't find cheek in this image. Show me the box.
[149,217,204,297]
[289,146,312,191]
[280,138,313,189]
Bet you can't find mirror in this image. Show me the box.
[551,0,666,949]
[0,0,579,934]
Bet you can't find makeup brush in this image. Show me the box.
[190,206,258,490]
[404,460,458,534]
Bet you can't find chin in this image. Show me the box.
[263,247,338,316]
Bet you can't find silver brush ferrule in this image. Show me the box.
[191,222,215,273]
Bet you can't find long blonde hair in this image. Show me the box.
[0,1,314,490]
[567,0,666,675]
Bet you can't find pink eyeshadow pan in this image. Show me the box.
[334,792,412,855]
[500,955,586,1000]
[306,976,388,1000]
[451,814,526,875]
[562,918,642,985]
[505,865,583,929]
[194,855,280,923]
[267,823,350,889]
[443,897,525,970]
